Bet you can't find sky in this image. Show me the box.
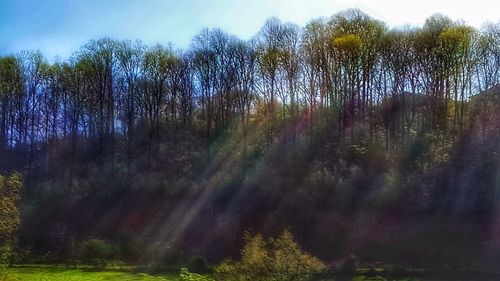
[1,0,499,60]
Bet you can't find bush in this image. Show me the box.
[76,239,121,266]
[179,267,214,281]
[215,230,326,281]
[188,255,209,273]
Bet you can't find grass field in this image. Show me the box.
[0,266,419,281]
[1,267,405,281]
[0,266,178,281]
[4,265,494,281]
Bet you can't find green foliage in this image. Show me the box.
[179,268,214,281]
[0,173,23,263]
[0,57,23,97]
[214,230,326,281]
[187,255,209,273]
[76,239,121,266]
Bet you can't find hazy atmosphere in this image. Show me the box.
[1,1,500,281]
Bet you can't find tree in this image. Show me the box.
[0,173,23,263]
[0,57,23,154]
[77,38,118,160]
[115,40,146,168]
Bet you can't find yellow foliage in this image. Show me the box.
[437,25,475,59]
[214,230,326,281]
[332,34,362,54]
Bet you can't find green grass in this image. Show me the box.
[0,266,178,281]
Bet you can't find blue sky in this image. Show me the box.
[1,0,499,60]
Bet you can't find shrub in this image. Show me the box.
[188,255,209,273]
[215,230,326,281]
[179,267,214,281]
[76,239,121,266]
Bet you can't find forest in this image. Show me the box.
[1,8,500,280]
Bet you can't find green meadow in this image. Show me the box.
[0,266,178,281]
